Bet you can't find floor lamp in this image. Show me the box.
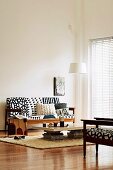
[69,62,87,124]
[69,63,87,74]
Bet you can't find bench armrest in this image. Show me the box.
[69,107,75,115]
[81,119,113,130]
[94,117,113,121]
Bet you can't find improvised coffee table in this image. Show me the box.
[35,124,84,140]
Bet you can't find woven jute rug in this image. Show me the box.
[0,136,84,149]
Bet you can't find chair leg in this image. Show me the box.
[96,144,98,156]
[83,139,86,158]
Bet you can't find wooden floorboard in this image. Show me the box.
[0,130,113,170]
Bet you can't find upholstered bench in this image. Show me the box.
[86,127,113,140]
[81,118,113,158]
[5,97,75,133]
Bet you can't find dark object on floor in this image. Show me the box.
[14,136,20,140]
[14,135,25,140]
[20,135,25,139]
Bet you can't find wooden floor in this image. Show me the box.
[0,130,113,170]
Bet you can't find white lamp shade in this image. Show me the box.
[69,62,87,74]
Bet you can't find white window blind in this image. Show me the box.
[89,37,113,118]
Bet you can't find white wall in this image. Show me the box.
[81,0,113,119]
[0,0,79,129]
[2,0,112,129]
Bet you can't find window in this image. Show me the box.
[89,37,113,118]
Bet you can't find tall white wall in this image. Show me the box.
[81,0,113,119]
[0,0,79,129]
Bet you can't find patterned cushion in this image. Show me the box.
[56,108,71,118]
[26,97,42,115]
[36,103,56,115]
[86,128,113,140]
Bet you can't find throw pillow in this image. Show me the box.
[56,108,69,117]
[43,114,56,119]
[55,103,67,109]
[36,103,56,115]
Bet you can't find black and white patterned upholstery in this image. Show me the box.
[26,97,43,116]
[6,97,29,117]
[86,128,113,140]
[6,97,60,119]
[42,97,60,104]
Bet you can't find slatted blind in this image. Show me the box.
[89,37,113,118]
